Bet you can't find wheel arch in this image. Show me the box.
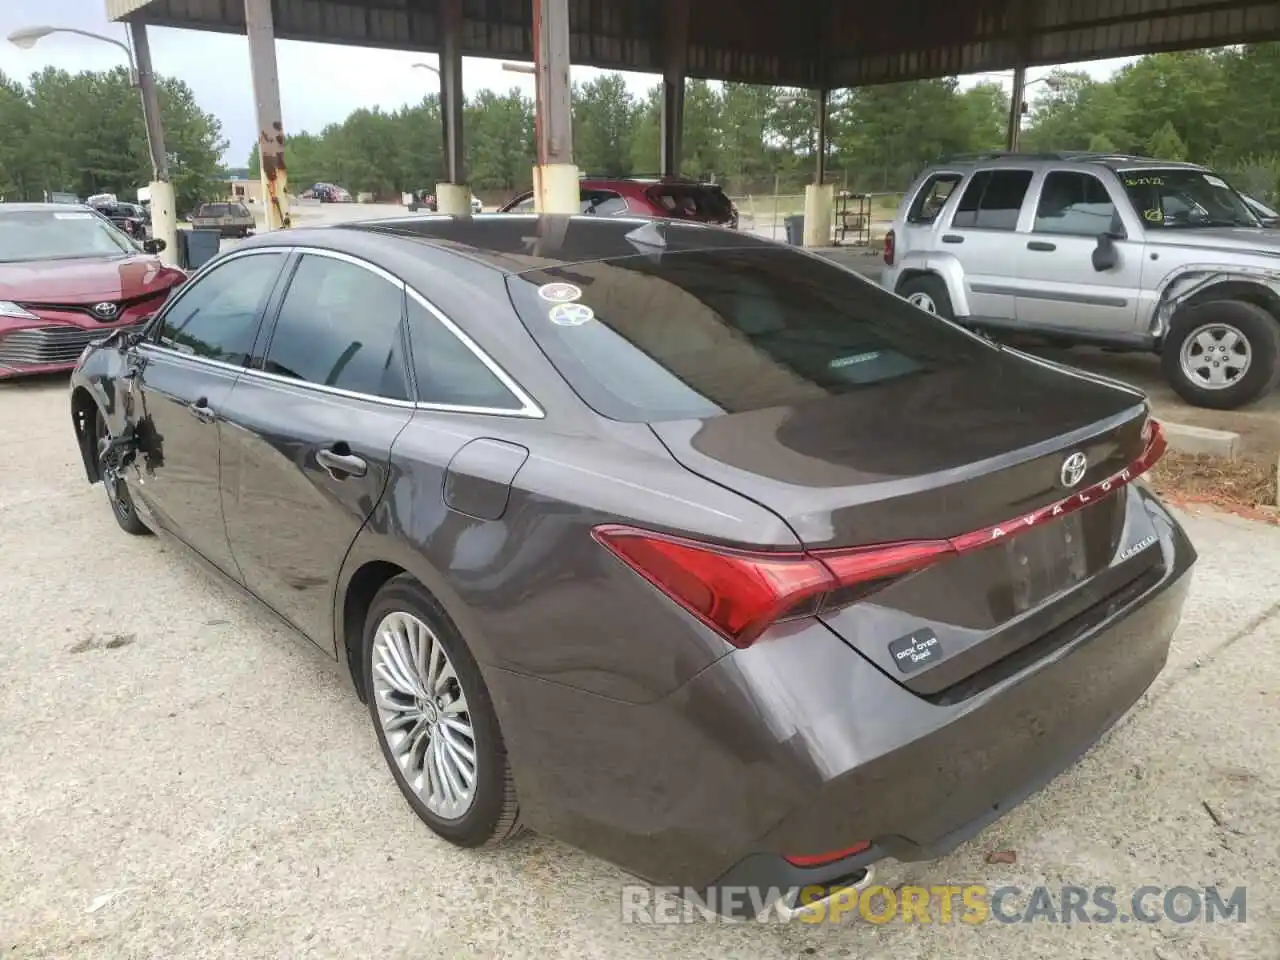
[891,254,970,317]
[70,385,102,483]
[338,558,408,703]
[1153,268,1280,344]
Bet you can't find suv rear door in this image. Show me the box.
[943,168,1034,321]
[1015,168,1142,339]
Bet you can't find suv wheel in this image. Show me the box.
[898,275,954,320]
[1162,300,1280,410]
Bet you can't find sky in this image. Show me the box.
[2,0,1136,167]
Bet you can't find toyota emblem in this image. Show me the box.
[92,302,119,320]
[1060,452,1088,488]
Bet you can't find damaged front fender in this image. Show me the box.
[1150,263,1280,341]
[69,339,144,485]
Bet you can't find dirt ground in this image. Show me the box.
[2,375,1280,959]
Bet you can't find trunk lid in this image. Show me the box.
[649,352,1159,697]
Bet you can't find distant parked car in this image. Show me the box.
[471,194,483,214]
[89,199,149,239]
[190,201,255,238]
[499,176,738,228]
[308,182,352,203]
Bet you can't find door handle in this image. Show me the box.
[941,234,964,244]
[1027,241,1057,252]
[188,398,215,423]
[316,444,368,479]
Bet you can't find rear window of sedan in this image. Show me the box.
[197,204,230,217]
[506,247,993,422]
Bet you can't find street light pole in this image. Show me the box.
[8,23,178,265]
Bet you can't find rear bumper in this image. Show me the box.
[487,486,1195,903]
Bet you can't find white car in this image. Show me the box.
[470,195,483,214]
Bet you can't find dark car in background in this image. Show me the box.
[89,199,149,239]
[500,176,738,228]
[69,215,1192,920]
[0,203,181,379]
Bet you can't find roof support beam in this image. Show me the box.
[438,0,465,186]
[660,0,689,177]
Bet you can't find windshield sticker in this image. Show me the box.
[1203,174,1228,188]
[547,303,594,326]
[830,351,881,368]
[538,282,582,304]
[53,212,95,219]
[1143,208,1164,223]
[1124,176,1164,187]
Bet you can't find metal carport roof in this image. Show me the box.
[106,0,1280,88]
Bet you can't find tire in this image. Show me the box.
[898,274,955,320]
[94,409,151,536]
[363,575,521,847]
[1161,299,1280,410]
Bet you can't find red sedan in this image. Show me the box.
[0,204,186,380]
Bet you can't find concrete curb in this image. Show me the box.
[1159,420,1241,458]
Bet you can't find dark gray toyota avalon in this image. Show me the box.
[69,214,1194,918]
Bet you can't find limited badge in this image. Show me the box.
[538,282,582,304]
[888,628,943,674]
[548,303,594,326]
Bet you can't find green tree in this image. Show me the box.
[1146,120,1188,161]
[572,74,637,176]
[0,71,35,199]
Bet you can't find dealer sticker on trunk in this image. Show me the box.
[889,628,943,674]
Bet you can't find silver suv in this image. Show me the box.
[882,152,1280,409]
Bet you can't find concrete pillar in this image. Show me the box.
[803,183,834,248]
[659,0,689,177]
[245,0,291,230]
[436,0,469,214]
[814,87,828,185]
[127,22,177,266]
[531,0,578,213]
[1007,64,1026,151]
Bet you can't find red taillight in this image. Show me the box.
[883,228,896,266]
[592,525,951,648]
[593,421,1167,649]
[784,841,872,867]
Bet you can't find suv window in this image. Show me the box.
[261,254,410,400]
[646,185,733,222]
[581,190,628,216]
[406,295,524,410]
[1033,171,1121,236]
[156,251,285,363]
[506,248,992,422]
[908,173,962,225]
[1118,167,1259,229]
[952,170,1033,230]
[233,204,251,218]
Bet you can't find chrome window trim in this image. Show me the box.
[148,245,290,345]
[144,243,544,419]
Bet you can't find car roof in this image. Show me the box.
[246,213,771,273]
[0,202,95,214]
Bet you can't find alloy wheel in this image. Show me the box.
[907,292,938,313]
[371,611,478,820]
[1179,322,1252,391]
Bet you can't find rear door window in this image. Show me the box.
[581,190,628,216]
[951,170,1033,230]
[260,254,410,401]
[507,247,992,422]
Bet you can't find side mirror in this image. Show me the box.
[143,238,167,255]
[1092,232,1119,272]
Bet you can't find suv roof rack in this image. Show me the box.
[940,150,1168,164]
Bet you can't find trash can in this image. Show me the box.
[181,229,221,271]
[784,214,805,246]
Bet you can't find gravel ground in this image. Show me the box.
[2,376,1279,960]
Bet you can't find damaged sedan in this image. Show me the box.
[70,215,1195,920]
